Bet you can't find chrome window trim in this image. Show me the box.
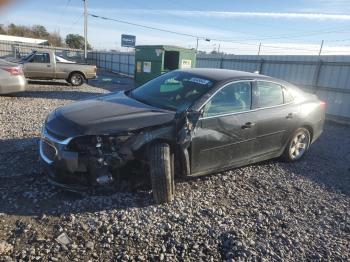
[198,79,294,120]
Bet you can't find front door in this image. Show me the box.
[190,81,257,175]
[24,52,54,78]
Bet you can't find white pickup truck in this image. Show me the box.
[20,50,97,86]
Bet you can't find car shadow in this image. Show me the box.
[0,137,154,217]
[250,122,350,197]
[28,80,70,86]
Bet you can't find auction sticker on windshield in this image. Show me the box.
[189,77,211,85]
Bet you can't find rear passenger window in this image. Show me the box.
[31,53,50,63]
[257,81,283,107]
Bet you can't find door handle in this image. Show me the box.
[241,122,255,129]
[286,113,293,119]
[46,65,51,67]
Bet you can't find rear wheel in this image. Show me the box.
[68,72,84,86]
[149,143,175,204]
[282,128,311,161]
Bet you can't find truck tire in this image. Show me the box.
[149,143,175,204]
[68,72,84,86]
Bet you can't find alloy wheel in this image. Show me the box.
[289,130,310,160]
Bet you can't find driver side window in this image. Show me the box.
[203,81,252,117]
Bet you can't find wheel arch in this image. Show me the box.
[68,70,86,80]
[135,138,177,158]
[300,124,314,143]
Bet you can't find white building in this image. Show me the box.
[0,34,48,45]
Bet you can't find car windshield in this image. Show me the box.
[129,71,215,111]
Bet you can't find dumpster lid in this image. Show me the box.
[135,45,195,51]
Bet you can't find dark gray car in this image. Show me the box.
[40,69,325,203]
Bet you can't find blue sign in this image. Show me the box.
[121,34,136,47]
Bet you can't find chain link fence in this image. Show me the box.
[87,51,134,76]
[0,40,85,62]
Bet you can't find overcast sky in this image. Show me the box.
[1,0,350,54]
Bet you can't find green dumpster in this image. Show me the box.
[134,45,196,86]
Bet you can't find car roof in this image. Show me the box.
[178,68,273,82]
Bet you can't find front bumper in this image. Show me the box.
[40,128,91,188]
[39,128,80,171]
[39,127,134,191]
[0,75,27,94]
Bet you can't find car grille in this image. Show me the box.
[42,140,57,161]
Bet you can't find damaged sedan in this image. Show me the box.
[40,69,325,203]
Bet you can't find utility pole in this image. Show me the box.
[318,40,324,56]
[218,44,221,53]
[195,37,210,53]
[83,0,88,60]
[258,42,262,55]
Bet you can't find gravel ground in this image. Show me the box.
[0,76,349,261]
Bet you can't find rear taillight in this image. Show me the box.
[1,66,23,76]
[320,101,326,108]
[94,66,97,73]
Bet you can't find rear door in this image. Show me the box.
[23,52,54,78]
[253,81,298,156]
[190,80,258,175]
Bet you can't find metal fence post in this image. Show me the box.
[118,53,121,73]
[258,59,265,74]
[111,54,113,71]
[312,59,323,93]
[128,53,130,75]
[219,57,224,69]
[97,52,99,68]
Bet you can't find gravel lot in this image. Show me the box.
[0,76,349,261]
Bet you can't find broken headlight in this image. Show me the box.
[68,134,132,152]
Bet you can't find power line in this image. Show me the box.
[89,13,205,39]
[110,3,350,42]
[63,13,84,34]
[238,26,350,41]
[165,0,322,37]
[57,0,72,31]
[88,13,350,53]
[327,38,350,43]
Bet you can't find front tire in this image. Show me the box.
[282,128,311,161]
[68,72,84,86]
[149,143,175,204]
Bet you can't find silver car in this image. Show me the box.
[0,59,27,94]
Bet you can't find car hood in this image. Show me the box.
[46,91,176,138]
